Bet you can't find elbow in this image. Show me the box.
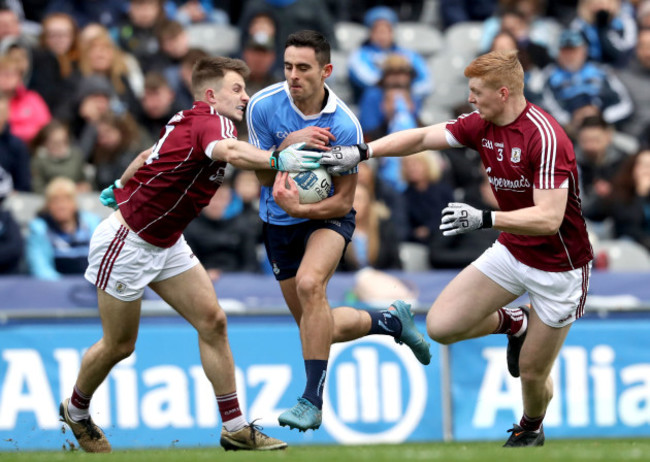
[216,139,241,164]
[541,217,563,235]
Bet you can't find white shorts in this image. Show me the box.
[84,214,199,301]
[472,241,591,328]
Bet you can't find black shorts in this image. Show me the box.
[263,211,356,281]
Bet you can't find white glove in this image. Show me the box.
[440,202,493,236]
[270,142,322,172]
[319,143,371,174]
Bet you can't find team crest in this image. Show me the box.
[511,147,522,163]
[115,281,127,294]
[272,261,280,275]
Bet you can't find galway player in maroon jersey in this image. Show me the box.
[320,50,593,447]
[58,57,321,453]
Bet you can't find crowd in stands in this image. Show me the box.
[1,0,650,280]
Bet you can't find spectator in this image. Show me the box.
[428,169,501,269]
[241,33,281,97]
[0,55,51,145]
[0,5,20,42]
[113,0,167,73]
[26,176,101,280]
[401,150,454,245]
[539,29,633,130]
[78,28,141,115]
[570,0,637,67]
[480,0,560,55]
[0,167,23,274]
[356,159,408,242]
[609,149,650,250]
[575,114,627,222]
[339,181,402,272]
[348,6,432,105]
[88,112,152,190]
[30,120,90,194]
[440,0,497,29]
[239,0,336,64]
[359,53,420,136]
[639,0,650,28]
[135,71,183,140]
[231,168,263,244]
[618,27,650,139]
[155,19,189,86]
[44,0,125,29]
[174,47,208,108]
[0,90,30,191]
[32,12,82,120]
[165,0,229,26]
[184,182,260,281]
[69,75,116,155]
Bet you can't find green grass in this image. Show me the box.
[1,439,650,462]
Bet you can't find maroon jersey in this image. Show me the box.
[445,102,593,271]
[115,101,235,247]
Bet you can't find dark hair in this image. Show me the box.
[181,48,209,68]
[144,71,170,91]
[285,30,330,67]
[191,56,250,98]
[579,114,610,131]
[156,18,184,41]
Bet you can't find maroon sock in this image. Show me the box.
[216,392,243,423]
[492,307,525,335]
[520,413,544,432]
[70,385,91,410]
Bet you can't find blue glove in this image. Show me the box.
[99,179,121,210]
[270,142,321,172]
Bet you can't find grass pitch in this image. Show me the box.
[1,439,649,462]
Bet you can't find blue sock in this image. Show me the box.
[302,359,328,409]
[367,309,403,338]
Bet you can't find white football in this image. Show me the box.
[289,167,332,204]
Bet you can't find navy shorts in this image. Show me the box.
[263,210,356,281]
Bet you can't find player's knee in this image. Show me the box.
[197,306,228,337]
[107,340,136,362]
[295,273,323,301]
[519,357,549,383]
[426,312,456,345]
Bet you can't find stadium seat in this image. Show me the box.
[591,239,650,271]
[418,105,453,125]
[5,192,44,232]
[186,24,239,56]
[335,22,368,53]
[443,21,484,58]
[427,52,470,109]
[399,242,431,272]
[328,50,353,102]
[394,22,443,57]
[78,193,113,220]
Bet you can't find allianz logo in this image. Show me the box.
[0,340,427,443]
[472,345,650,428]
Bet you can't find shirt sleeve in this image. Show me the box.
[247,97,276,150]
[445,111,480,150]
[194,115,237,159]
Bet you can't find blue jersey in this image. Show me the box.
[247,81,363,225]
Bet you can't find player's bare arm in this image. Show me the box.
[320,123,450,173]
[272,172,355,219]
[493,187,568,235]
[210,138,321,172]
[370,122,451,158]
[278,126,336,151]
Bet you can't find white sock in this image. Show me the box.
[223,415,247,432]
[514,311,528,338]
[67,400,90,422]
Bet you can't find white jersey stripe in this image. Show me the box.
[528,108,552,188]
[530,106,557,188]
[247,83,285,148]
[525,112,548,188]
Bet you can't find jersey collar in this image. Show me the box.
[282,81,338,120]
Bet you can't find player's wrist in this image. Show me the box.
[481,210,495,229]
[114,179,123,189]
[357,143,373,161]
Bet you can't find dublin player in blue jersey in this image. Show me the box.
[247,30,431,432]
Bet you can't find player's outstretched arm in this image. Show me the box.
[210,139,321,172]
[320,123,450,174]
